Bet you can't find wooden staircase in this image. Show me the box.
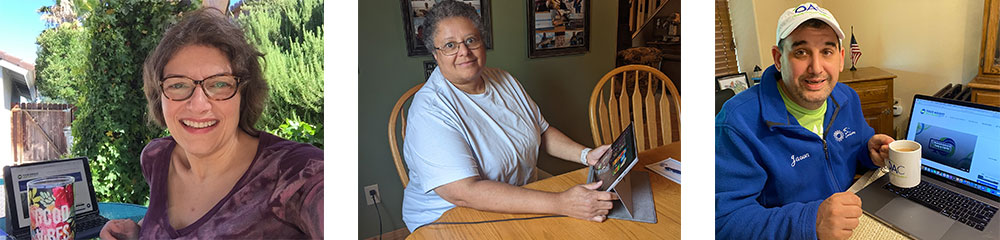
[629,0,671,39]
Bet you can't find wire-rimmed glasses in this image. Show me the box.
[434,36,483,56]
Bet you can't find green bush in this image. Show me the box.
[35,24,89,105]
[71,0,194,204]
[269,113,323,148]
[238,0,324,146]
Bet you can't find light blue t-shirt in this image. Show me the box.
[401,67,549,232]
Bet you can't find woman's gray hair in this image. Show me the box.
[421,0,488,53]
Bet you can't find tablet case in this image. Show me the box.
[587,167,657,223]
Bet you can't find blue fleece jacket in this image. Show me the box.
[715,65,878,239]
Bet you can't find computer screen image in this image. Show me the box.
[906,95,1000,199]
[7,159,97,228]
[911,122,977,172]
[592,123,638,192]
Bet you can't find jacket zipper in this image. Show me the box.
[822,97,843,192]
[822,138,840,192]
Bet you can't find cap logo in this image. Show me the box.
[794,4,821,14]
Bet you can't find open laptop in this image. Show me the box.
[3,157,110,240]
[591,122,639,192]
[857,95,999,239]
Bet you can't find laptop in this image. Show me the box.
[591,122,639,192]
[857,95,999,239]
[3,157,110,240]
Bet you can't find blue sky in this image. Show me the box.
[0,1,55,63]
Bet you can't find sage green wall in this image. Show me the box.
[358,1,618,238]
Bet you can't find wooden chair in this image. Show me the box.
[589,65,680,152]
[388,83,424,188]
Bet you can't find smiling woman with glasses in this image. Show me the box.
[99,8,323,239]
[400,0,615,233]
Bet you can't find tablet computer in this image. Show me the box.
[592,122,639,192]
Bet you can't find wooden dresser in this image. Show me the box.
[970,0,1000,107]
[840,67,896,136]
[970,80,1000,107]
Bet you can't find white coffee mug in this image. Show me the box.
[887,140,922,188]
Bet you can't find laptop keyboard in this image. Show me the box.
[884,181,998,231]
[76,214,111,233]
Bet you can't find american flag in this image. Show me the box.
[850,30,862,71]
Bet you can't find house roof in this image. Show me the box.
[0,50,35,72]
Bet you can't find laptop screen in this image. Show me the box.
[906,95,1000,199]
[7,158,98,229]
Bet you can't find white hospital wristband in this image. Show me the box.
[580,147,593,166]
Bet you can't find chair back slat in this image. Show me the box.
[589,65,680,150]
[388,83,425,188]
[630,70,648,151]
[597,91,612,145]
[617,75,630,135]
[660,79,672,143]
[608,76,622,139]
[643,73,660,148]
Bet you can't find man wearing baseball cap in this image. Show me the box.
[715,2,895,239]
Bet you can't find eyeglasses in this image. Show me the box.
[434,36,483,56]
[160,75,242,101]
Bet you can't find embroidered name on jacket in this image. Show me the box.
[790,153,811,167]
[833,126,856,142]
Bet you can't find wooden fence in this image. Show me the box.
[10,103,75,164]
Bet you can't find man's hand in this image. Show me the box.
[558,181,618,222]
[586,145,611,166]
[868,134,894,167]
[816,192,862,240]
[100,219,139,240]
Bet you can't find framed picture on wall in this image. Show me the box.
[423,60,438,79]
[716,72,751,94]
[400,0,493,56]
[527,0,589,58]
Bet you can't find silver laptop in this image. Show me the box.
[3,157,110,240]
[857,95,999,239]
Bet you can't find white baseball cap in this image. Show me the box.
[775,2,844,45]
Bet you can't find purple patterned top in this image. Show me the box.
[138,132,323,239]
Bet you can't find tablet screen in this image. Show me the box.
[593,123,638,191]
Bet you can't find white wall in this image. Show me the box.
[728,0,762,73]
[0,67,13,167]
[729,0,985,136]
[822,1,984,136]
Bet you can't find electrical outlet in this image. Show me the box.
[364,184,380,205]
[893,97,901,105]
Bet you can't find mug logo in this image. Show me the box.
[928,137,956,157]
[790,153,811,167]
[887,159,906,177]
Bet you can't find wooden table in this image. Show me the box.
[408,142,681,239]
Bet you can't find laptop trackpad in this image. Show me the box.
[875,198,953,240]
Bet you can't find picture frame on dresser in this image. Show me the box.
[715,72,750,94]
